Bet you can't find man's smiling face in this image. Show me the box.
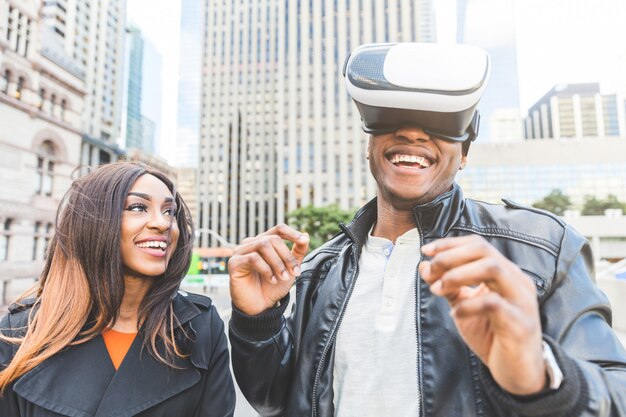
[368,124,467,210]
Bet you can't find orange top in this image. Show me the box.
[102,329,138,370]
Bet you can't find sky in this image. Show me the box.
[436,0,626,111]
[128,0,626,162]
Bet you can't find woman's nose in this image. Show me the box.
[147,212,171,231]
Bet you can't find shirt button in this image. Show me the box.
[383,248,391,256]
[384,298,392,306]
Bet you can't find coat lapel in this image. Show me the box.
[13,293,205,417]
[93,335,200,417]
[14,336,116,417]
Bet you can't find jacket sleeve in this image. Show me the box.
[0,311,22,417]
[191,305,236,417]
[481,225,626,417]
[228,293,295,417]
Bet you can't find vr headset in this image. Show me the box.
[343,43,490,144]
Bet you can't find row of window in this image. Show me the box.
[1,70,69,121]
[6,6,32,58]
[0,219,53,262]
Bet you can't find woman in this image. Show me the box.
[0,162,235,416]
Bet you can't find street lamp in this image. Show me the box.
[194,228,236,248]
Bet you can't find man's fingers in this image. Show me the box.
[421,235,494,281]
[422,235,487,257]
[429,257,534,301]
[232,234,301,281]
[230,252,274,282]
[451,291,538,336]
[291,233,309,264]
[260,223,306,243]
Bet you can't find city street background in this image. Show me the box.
[2,0,626,416]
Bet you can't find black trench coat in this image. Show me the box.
[0,291,235,417]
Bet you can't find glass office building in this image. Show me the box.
[198,0,437,246]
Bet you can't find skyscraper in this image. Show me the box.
[176,0,204,168]
[125,27,144,151]
[198,0,436,246]
[456,0,522,143]
[123,26,162,154]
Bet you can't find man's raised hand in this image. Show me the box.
[228,224,309,315]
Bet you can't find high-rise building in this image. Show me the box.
[125,27,144,151]
[198,0,437,246]
[524,83,626,140]
[42,0,127,166]
[456,0,522,143]
[176,0,203,168]
[0,0,84,299]
[123,26,162,155]
[457,137,626,207]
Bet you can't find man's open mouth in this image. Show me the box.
[388,153,432,169]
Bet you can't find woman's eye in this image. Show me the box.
[125,203,148,212]
[163,208,177,217]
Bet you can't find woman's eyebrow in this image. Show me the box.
[127,192,173,203]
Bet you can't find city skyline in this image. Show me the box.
[128,0,626,163]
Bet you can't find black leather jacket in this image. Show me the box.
[230,184,626,417]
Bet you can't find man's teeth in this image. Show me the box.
[136,241,167,250]
[390,154,430,168]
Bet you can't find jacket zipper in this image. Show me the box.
[311,233,361,417]
[415,224,425,417]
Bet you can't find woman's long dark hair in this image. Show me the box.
[0,162,194,389]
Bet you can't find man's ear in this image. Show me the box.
[459,155,467,170]
[366,143,370,160]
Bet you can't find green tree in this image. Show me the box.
[532,189,572,216]
[287,204,357,250]
[581,194,626,215]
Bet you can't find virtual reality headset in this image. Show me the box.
[343,43,490,143]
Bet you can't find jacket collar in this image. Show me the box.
[344,182,465,249]
[412,182,465,239]
[171,290,203,327]
[13,292,203,417]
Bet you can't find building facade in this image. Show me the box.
[198,0,436,246]
[457,137,626,207]
[124,26,144,151]
[176,0,203,168]
[0,0,84,301]
[524,83,626,140]
[122,26,161,155]
[42,0,127,166]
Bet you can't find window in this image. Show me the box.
[36,141,56,197]
[1,70,9,93]
[0,219,12,261]
[44,222,53,259]
[15,76,24,100]
[38,88,45,109]
[50,93,56,115]
[60,99,66,120]
[32,221,41,260]
[7,7,12,42]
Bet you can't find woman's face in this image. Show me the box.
[120,174,180,279]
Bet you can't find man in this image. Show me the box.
[227,43,626,416]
